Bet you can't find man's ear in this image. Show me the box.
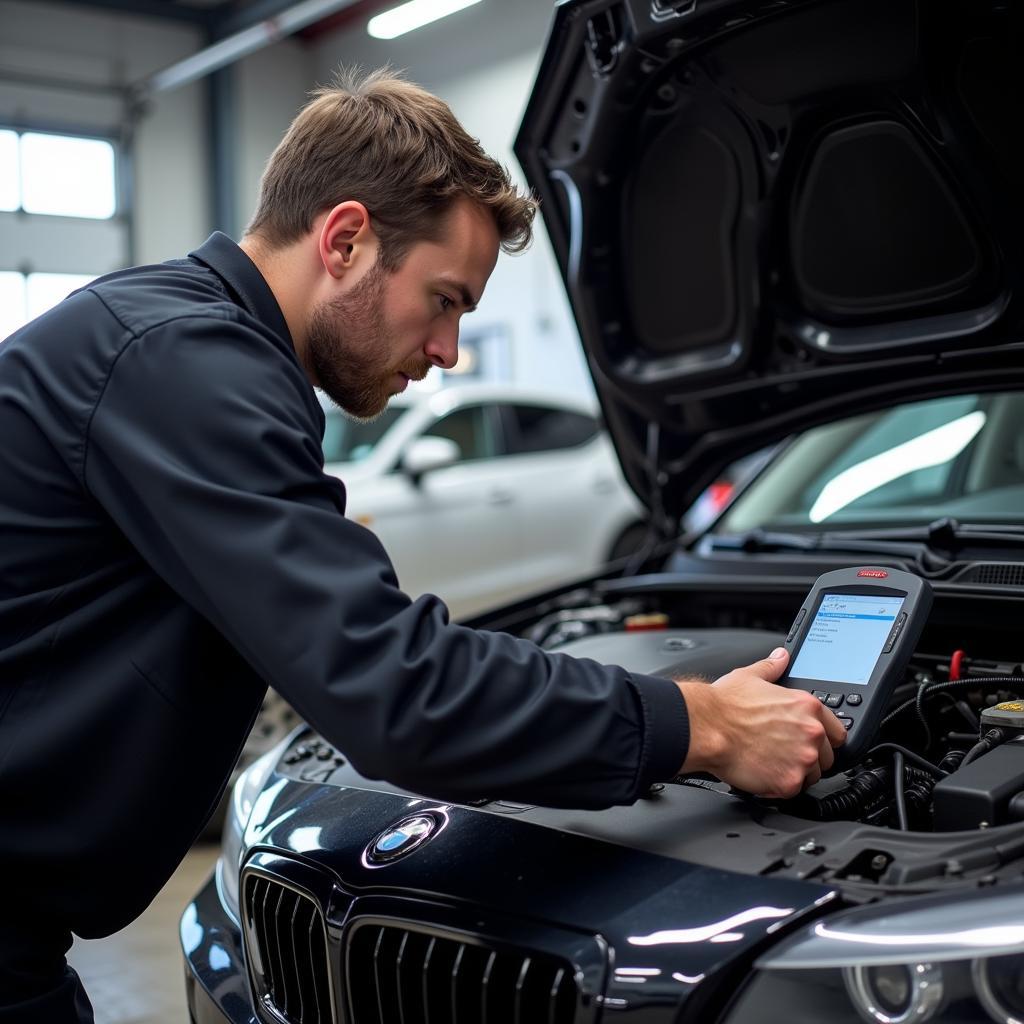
[318,201,379,280]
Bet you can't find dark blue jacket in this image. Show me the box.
[0,233,688,937]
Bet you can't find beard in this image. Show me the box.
[306,261,431,420]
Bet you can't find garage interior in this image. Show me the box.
[6,2,1024,1022]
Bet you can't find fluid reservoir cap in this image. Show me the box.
[980,700,1024,732]
[624,613,669,632]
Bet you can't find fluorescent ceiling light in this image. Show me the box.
[368,0,483,39]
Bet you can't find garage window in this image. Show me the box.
[1,129,117,219]
[0,127,123,341]
[0,131,17,212]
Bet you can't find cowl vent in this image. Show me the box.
[952,563,1024,588]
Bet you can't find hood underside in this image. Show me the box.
[515,0,1024,519]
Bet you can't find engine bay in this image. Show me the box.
[538,620,1024,834]
[517,570,1024,893]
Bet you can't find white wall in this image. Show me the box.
[0,0,209,267]
[432,53,591,398]
[235,40,312,237]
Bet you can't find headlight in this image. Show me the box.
[217,736,293,923]
[974,955,1024,1024]
[724,888,1024,1023]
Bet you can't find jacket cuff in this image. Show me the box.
[628,672,690,792]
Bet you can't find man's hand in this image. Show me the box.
[675,647,847,798]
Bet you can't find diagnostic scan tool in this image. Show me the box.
[780,566,933,768]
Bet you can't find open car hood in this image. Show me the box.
[515,0,1024,521]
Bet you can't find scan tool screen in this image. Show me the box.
[789,593,905,685]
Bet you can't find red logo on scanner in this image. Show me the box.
[857,569,889,578]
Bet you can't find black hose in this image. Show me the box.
[938,749,967,773]
[903,774,935,821]
[914,682,932,751]
[812,766,890,820]
[892,753,909,831]
[865,743,948,778]
[881,677,1023,730]
[808,763,935,823]
[893,752,909,831]
[955,700,980,732]
[961,728,1007,767]
[929,693,980,732]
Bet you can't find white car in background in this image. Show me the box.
[323,384,647,620]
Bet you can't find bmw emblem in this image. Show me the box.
[364,814,442,866]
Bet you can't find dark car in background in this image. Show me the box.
[183,1,1024,1022]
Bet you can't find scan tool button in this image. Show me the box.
[836,715,854,731]
[786,608,807,643]
[825,693,844,708]
[812,690,829,703]
[845,693,862,707]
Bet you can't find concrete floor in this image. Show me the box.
[68,842,221,1024]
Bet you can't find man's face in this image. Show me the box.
[307,198,500,419]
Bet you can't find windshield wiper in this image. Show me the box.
[708,518,1024,562]
[819,517,1024,551]
[705,528,925,558]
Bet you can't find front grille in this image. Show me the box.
[245,874,333,1024]
[345,923,580,1024]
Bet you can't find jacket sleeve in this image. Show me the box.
[82,314,689,808]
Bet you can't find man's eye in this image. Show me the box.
[438,294,454,312]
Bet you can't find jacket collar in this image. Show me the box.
[188,232,293,348]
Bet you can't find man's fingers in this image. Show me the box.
[818,732,835,773]
[820,705,848,748]
[747,646,790,683]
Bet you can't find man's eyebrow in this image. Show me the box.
[438,277,478,312]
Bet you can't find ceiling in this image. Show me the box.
[55,0,391,41]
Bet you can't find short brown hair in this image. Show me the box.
[247,66,536,268]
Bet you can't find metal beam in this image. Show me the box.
[207,65,238,238]
[139,0,362,96]
[211,0,310,38]
[213,0,382,43]
[54,0,216,27]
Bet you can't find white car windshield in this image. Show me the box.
[718,392,1024,531]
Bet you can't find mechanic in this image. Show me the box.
[0,67,846,1022]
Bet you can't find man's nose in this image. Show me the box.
[424,324,459,370]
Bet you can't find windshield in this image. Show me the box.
[718,392,1024,533]
[322,406,404,464]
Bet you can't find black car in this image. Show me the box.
[182,1,1024,1022]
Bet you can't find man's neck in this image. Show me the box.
[239,235,311,371]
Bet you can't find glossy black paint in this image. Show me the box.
[515,0,1024,519]
[185,767,838,1023]
[182,862,256,1024]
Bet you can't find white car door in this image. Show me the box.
[348,403,522,619]
[492,403,644,592]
